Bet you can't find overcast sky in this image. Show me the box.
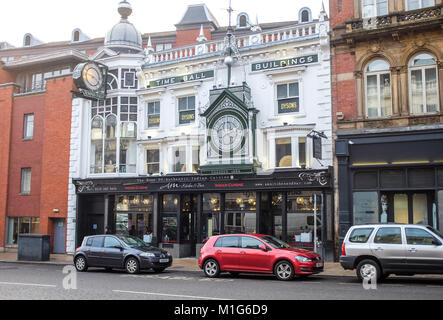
[0,0,329,47]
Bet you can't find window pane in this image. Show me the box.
[241,237,263,249]
[91,237,104,248]
[366,74,379,118]
[178,97,187,111]
[298,137,306,167]
[162,194,178,212]
[376,0,388,15]
[104,237,121,248]
[407,0,420,10]
[367,60,389,72]
[21,168,31,194]
[408,169,434,188]
[277,84,287,99]
[425,68,438,113]
[412,193,428,225]
[374,228,402,244]
[411,69,424,114]
[380,170,404,188]
[225,192,256,211]
[394,194,409,224]
[6,217,19,245]
[422,0,435,7]
[203,194,220,211]
[275,138,292,167]
[147,149,159,163]
[192,146,200,173]
[24,114,34,139]
[173,146,187,172]
[362,0,375,18]
[349,228,374,243]
[353,192,379,224]
[380,73,392,116]
[288,83,299,97]
[406,228,435,245]
[162,217,177,242]
[216,236,239,248]
[188,96,195,109]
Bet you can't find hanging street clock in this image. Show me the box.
[72,61,108,100]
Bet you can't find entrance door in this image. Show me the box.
[384,192,433,225]
[53,219,66,254]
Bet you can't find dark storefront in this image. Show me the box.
[336,129,443,246]
[74,168,335,260]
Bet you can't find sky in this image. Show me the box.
[0,0,329,47]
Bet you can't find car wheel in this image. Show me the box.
[125,257,140,274]
[356,259,381,282]
[274,260,294,281]
[203,259,220,278]
[74,256,88,272]
[153,267,166,273]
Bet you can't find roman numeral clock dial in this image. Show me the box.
[210,115,244,153]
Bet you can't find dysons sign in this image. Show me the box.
[252,55,318,72]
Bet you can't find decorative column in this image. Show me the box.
[355,71,364,120]
[391,67,400,116]
[438,60,443,114]
[399,66,409,116]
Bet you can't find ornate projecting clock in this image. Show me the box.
[73,61,108,100]
[210,115,245,153]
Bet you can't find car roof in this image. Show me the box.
[350,223,431,228]
[212,233,269,238]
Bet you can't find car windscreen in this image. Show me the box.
[259,236,290,249]
[117,236,146,248]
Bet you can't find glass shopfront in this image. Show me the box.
[114,195,153,239]
[224,192,257,234]
[161,194,178,243]
[202,193,221,239]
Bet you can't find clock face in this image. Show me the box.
[82,63,103,91]
[211,115,244,153]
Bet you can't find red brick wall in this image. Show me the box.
[329,0,355,29]
[0,65,15,84]
[38,76,74,248]
[332,52,358,121]
[0,85,15,248]
[175,28,212,47]
[7,94,45,221]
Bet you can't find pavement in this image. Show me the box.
[0,250,441,279]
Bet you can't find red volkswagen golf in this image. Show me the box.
[198,234,324,281]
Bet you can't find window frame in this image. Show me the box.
[405,0,435,10]
[23,113,34,140]
[275,82,300,115]
[147,100,161,129]
[364,60,393,118]
[177,95,196,125]
[146,147,160,175]
[361,0,389,18]
[271,134,309,169]
[20,168,32,195]
[408,53,439,115]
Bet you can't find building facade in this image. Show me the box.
[69,2,335,259]
[330,0,443,246]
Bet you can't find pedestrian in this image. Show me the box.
[105,225,112,234]
[143,227,152,246]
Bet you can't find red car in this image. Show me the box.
[198,234,324,281]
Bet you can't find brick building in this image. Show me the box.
[1,1,334,259]
[330,0,443,247]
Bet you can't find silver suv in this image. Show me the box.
[340,224,443,281]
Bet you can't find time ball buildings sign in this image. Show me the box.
[251,54,318,72]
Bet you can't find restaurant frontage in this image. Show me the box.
[73,168,335,260]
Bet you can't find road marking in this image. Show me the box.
[0,281,56,288]
[113,289,232,300]
[339,282,361,286]
[426,285,443,288]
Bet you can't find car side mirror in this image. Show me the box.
[114,245,123,250]
[432,239,442,246]
[259,245,267,252]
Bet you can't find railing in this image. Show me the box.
[347,6,442,32]
[147,22,321,64]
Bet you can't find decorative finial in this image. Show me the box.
[118,0,132,20]
[196,25,208,42]
[251,15,262,32]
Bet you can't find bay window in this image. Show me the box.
[272,136,308,169]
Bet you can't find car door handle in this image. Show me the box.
[375,247,384,251]
[216,250,222,253]
[408,248,417,253]
[240,251,246,254]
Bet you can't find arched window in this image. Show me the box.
[301,10,310,22]
[90,117,104,174]
[409,53,439,114]
[239,15,247,27]
[73,31,80,42]
[365,59,392,118]
[104,115,117,173]
[24,35,31,47]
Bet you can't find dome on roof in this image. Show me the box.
[104,1,142,53]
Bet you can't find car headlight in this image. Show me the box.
[140,252,155,258]
[295,255,312,262]
[166,252,171,256]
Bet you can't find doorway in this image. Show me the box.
[52,218,66,254]
[382,192,434,225]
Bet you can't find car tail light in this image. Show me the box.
[341,242,346,256]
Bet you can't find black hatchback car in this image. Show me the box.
[74,235,173,274]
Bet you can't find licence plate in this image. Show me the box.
[159,259,169,263]
[316,263,324,268]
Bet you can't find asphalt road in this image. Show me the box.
[0,262,442,301]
